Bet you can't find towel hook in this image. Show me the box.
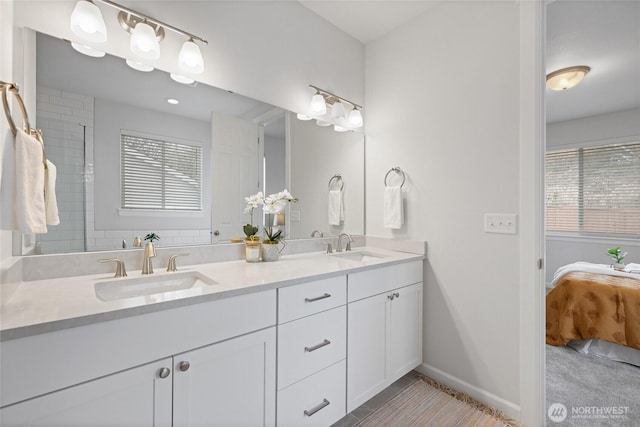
[328,174,344,191]
[1,81,31,137]
[384,167,405,188]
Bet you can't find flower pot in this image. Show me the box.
[245,240,261,263]
[261,242,282,262]
[613,263,626,271]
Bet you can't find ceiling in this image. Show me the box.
[300,0,639,124]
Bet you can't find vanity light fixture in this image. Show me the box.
[126,59,154,72]
[170,73,195,85]
[546,65,591,91]
[305,85,364,131]
[71,42,105,58]
[68,0,207,74]
[70,0,107,43]
[296,113,312,121]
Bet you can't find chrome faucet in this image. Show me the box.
[142,242,157,274]
[311,230,324,238]
[167,253,190,272]
[99,258,127,278]
[336,233,353,252]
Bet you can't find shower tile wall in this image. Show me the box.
[36,86,211,254]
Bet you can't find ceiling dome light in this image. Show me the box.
[178,39,204,74]
[170,73,195,85]
[71,42,105,58]
[130,21,160,60]
[309,91,327,115]
[296,113,312,121]
[331,100,347,119]
[126,59,154,72]
[348,107,363,128]
[546,66,591,91]
[70,0,107,43]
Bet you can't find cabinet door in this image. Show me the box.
[173,327,276,427]
[0,358,173,427]
[389,282,423,379]
[346,292,388,412]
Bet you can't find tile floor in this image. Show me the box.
[332,372,419,427]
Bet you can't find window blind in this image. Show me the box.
[121,134,202,211]
[545,142,640,237]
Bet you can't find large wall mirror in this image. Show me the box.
[23,32,364,255]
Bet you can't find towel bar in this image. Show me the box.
[384,167,405,188]
[1,81,31,136]
[328,174,344,191]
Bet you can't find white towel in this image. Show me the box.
[45,159,60,225]
[14,129,47,234]
[328,189,344,226]
[383,186,403,229]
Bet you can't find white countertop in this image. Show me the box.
[0,247,424,341]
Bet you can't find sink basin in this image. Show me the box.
[95,271,217,301]
[330,250,389,262]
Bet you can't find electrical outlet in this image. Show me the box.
[290,210,301,222]
[484,214,517,234]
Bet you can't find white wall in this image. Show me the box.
[545,107,640,283]
[264,135,286,197]
[366,0,521,416]
[289,114,365,239]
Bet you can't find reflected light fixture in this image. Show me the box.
[70,0,107,43]
[170,73,195,85]
[71,42,105,58]
[167,98,179,105]
[296,113,312,121]
[126,59,154,72]
[546,66,591,91]
[305,85,364,131]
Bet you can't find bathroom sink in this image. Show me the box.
[330,250,389,262]
[95,271,217,301]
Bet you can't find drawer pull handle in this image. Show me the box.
[304,399,330,417]
[305,339,331,352]
[305,293,331,303]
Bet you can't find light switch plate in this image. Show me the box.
[484,213,517,234]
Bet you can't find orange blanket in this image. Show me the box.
[546,271,640,350]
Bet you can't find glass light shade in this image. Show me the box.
[348,108,363,128]
[70,0,107,43]
[170,73,195,85]
[130,22,160,60]
[178,40,204,74]
[309,93,327,115]
[126,59,154,72]
[331,100,347,119]
[546,66,590,91]
[334,125,348,132]
[71,42,105,58]
[296,113,312,121]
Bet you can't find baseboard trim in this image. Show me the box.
[416,363,521,421]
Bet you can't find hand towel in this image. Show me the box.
[328,189,344,226]
[45,159,60,225]
[383,186,403,229]
[14,129,47,234]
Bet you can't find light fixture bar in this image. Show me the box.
[309,85,362,109]
[95,0,208,45]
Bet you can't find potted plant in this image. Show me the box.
[243,192,264,262]
[607,246,627,271]
[261,190,297,262]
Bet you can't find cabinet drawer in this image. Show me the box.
[278,306,346,390]
[278,276,346,323]
[277,360,346,427]
[348,260,422,302]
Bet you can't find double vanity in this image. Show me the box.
[0,240,425,426]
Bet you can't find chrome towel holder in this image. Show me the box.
[1,80,31,136]
[328,174,344,191]
[384,167,405,188]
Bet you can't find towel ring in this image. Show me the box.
[384,167,405,188]
[328,174,344,191]
[1,81,31,137]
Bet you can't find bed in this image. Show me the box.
[546,262,640,366]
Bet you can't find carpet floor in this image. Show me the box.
[546,344,640,426]
[355,374,517,427]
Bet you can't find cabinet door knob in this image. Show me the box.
[394,292,400,298]
[158,367,171,379]
[387,294,395,300]
[179,361,191,372]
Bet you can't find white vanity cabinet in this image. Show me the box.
[346,261,423,412]
[276,276,347,426]
[0,290,277,427]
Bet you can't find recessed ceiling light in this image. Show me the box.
[125,59,154,72]
[170,73,195,85]
[167,98,179,105]
[316,120,331,127]
[70,42,105,58]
